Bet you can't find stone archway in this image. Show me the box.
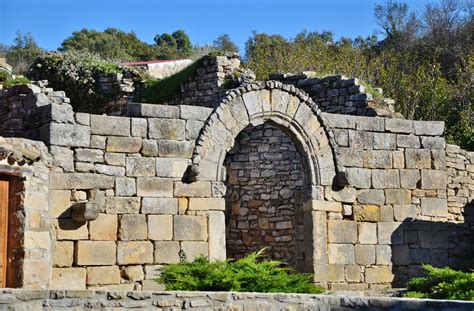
[189,81,342,279]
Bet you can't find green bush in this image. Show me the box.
[3,76,31,88]
[26,52,142,113]
[404,265,474,300]
[0,70,11,82]
[134,58,203,104]
[157,249,323,294]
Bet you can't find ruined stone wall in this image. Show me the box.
[224,123,306,270]
[270,73,396,117]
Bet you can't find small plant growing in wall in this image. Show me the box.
[156,249,324,294]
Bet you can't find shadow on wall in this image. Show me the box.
[391,200,474,287]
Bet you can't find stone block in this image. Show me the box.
[87,266,120,285]
[107,137,142,153]
[396,135,420,148]
[174,215,208,241]
[385,189,411,204]
[174,181,212,197]
[53,241,74,267]
[89,214,117,240]
[353,205,380,222]
[355,245,375,265]
[385,119,414,133]
[365,266,394,283]
[180,105,212,121]
[75,162,94,172]
[393,151,405,169]
[119,214,147,240]
[75,241,116,265]
[328,244,355,264]
[313,264,344,282]
[149,118,185,140]
[357,189,385,205]
[140,139,158,157]
[50,173,115,190]
[346,168,371,189]
[131,118,147,137]
[51,268,86,290]
[95,164,125,176]
[144,265,163,279]
[90,135,106,149]
[372,169,400,189]
[324,187,356,203]
[348,130,374,149]
[378,222,403,244]
[90,115,130,136]
[332,129,348,146]
[327,220,357,243]
[128,103,180,118]
[413,120,444,136]
[208,211,226,261]
[142,198,178,214]
[154,241,180,263]
[105,197,140,214]
[148,215,173,240]
[303,200,342,212]
[322,112,356,129]
[142,280,166,291]
[104,152,125,166]
[126,157,155,177]
[181,241,209,261]
[393,204,417,221]
[373,133,396,150]
[41,123,90,147]
[74,148,103,163]
[421,170,446,190]
[50,190,71,218]
[189,198,225,211]
[186,120,205,140]
[54,219,88,240]
[117,241,154,265]
[137,177,174,197]
[421,137,445,150]
[376,245,392,265]
[115,177,136,196]
[356,116,384,131]
[122,265,145,282]
[243,89,269,117]
[75,112,90,125]
[358,222,377,244]
[156,158,189,178]
[400,169,420,189]
[50,146,74,172]
[158,140,194,158]
[392,245,410,265]
[338,148,363,167]
[363,150,392,168]
[345,265,361,282]
[405,149,431,169]
[421,197,447,217]
[419,231,449,249]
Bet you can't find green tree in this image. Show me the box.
[6,31,43,74]
[213,34,239,54]
[172,29,192,55]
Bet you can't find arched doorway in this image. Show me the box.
[223,122,307,271]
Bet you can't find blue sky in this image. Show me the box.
[1,0,433,53]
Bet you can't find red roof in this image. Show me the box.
[121,59,188,66]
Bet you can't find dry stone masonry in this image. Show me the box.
[0,54,472,292]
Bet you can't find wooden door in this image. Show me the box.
[0,181,8,287]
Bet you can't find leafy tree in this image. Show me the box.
[213,34,239,54]
[154,30,193,59]
[6,31,43,74]
[172,29,192,55]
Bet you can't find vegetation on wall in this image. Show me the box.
[404,265,474,301]
[157,249,323,294]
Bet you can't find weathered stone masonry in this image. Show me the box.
[0,55,472,291]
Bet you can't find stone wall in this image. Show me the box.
[270,73,396,117]
[224,123,306,271]
[1,289,474,310]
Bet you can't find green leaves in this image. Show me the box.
[405,265,474,301]
[157,249,323,294]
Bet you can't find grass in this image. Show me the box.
[157,249,323,294]
[4,76,32,88]
[135,57,204,104]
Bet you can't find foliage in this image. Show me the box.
[4,31,43,74]
[27,51,142,113]
[157,249,323,294]
[3,76,31,88]
[404,265,474,300]
[213,34,240,54]
[0,69,11,82]
[134,58,203,104]
[154,29,193,59]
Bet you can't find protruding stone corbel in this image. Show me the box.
[71,202,99,223]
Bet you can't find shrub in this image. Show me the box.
[26,51,143,113]
[404,265,474,300]
[134,58,203,104]
[4,76,31,88]
[0,70,11,82]
[157,249,323,294]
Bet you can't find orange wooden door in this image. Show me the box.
[0,181,8,287]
